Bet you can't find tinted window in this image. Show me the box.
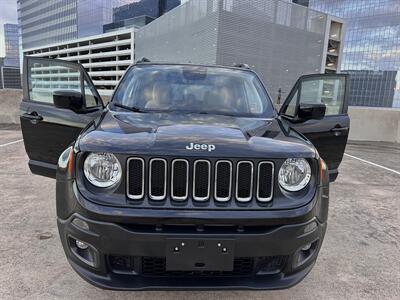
[28,60,81,104]
[113,65,274,117]
[285,90,298,117]
[84,78,98,108]
[299,78,345,115]
[282,76,346,116]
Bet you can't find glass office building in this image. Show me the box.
[18,0,180,50]
[17,0,132,50]
[3,24,20,67]
[103,0,181,32]
[113,0,181,21]
[77,0,113,38]
[309,0,400,107]
[18,0,78,50]
[0,67,21,89]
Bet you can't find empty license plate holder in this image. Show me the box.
[166,238,235,271]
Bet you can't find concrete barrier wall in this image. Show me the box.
[0,89,22,124]
[0,89,399,143]
[348,106,400,143]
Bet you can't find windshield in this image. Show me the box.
[112,65,275,117]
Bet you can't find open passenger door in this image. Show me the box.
[279,74,350,182]
[20,57,104,178]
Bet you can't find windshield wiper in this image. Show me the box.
[113,103,146,113]
[198,111,236,117]
[183,111,235,116]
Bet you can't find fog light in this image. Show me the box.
[68,236,98,267]
[293,240,319,269]
[76,240,89,250]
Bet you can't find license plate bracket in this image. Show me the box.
[166,238,235,271]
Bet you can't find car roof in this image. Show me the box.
[132,62,255,73]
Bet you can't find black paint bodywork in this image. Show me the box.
[20,57,349,290]
[55,145,330,289]
[280,73,350,181]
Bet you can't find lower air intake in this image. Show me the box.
[142,256,254,277]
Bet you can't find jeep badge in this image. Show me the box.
[185,142,216,152]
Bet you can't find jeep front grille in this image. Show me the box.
[257,162,274,202]
[127,158,145,200]
[171,159,189,200]
[215,160,232,202]
[193,160,211,201]
[236,161,254,202]
[149,158,167,200]
[127,157,274,205]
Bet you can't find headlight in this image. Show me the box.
[278,158,311,192]
[83,153,121,187]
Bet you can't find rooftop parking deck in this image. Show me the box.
[0,127,399,299]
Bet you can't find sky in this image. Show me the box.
[0,0,18,57]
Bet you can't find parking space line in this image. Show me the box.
[0,139,23,148]
[344,153,400,175]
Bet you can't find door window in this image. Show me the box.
[299,78,345,115]
[84,79,98,108]
[28,60,81,104]
[284,90,298,117]
[282,76,346,117]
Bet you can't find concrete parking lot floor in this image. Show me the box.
[0,128,399,300]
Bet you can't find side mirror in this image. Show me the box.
[297,103,326,120]
[53,90,84,113]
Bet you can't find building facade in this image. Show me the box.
[77,0,113,38]
[0,67,21,89]
[4,24,20,67]
[18,0,181,51]
[24,29,134,99]
[20,0,346,104]
[18,0,182,97]
[17,0,132,50]
[103,0,181,32]
[135,0,344,102]
[103,15,155,33]
[18,0,78,50]
[309,0,400,108]
[112,0,181,21]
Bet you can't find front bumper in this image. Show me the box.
[59,214,326,290]
[56,180,329,290]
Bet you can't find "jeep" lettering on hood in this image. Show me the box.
[185,143,216,152]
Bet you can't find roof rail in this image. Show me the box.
[232,63,251,69]
[136,57,151,63]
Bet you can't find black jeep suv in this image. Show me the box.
[20,57,349,290]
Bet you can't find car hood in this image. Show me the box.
[78,110,316,158]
